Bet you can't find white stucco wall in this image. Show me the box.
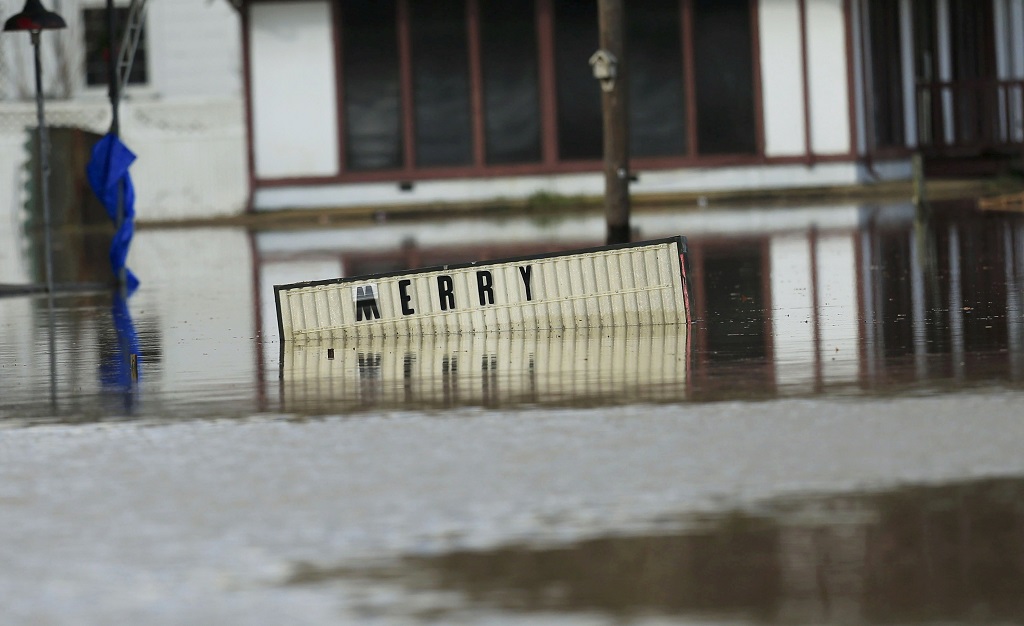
[759,0,851,157]
[146,0,243,98]
[806,0,851,154]
[757,0,851,156]
[253,160,915,212]
[0,0,241,100]
[0,132,30,286]
[758,0,807,156]
[1,0,248,221]
[0,98,247,220]
[248,1,339,179]
[0,0,74,100]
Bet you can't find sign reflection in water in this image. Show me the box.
[281,326,689,412]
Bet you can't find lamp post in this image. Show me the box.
[3,0,67,301]
[5,0,66,407]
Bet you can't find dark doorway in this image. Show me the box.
[341,0,403,171]
[553,0,603,161]
[628,0,687,157]
[410,0,474,167]
[948,0,997,147]
[480,0,543,165]
[867,0,905,149]
[692,0,757,155]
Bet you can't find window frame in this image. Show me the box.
[254,0,768,185]
[80,3,152,96]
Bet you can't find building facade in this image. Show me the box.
[0,0,247,225]
[241,0,1024,212]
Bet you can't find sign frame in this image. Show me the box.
[275,235,692,342]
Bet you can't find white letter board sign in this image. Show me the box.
[275,236,691,342]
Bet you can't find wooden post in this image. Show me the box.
[106,0,120,137]
[106,0,128,293]
[597,0,630,245]
[912,152,926,208]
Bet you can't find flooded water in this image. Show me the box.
[294,475,1024,624]
[2,199,1024,624]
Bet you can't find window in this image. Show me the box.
[867,0,905,148]
[329,0,761,178]
[342,0,403,171]
[410,0,473,167]
[480,0,541,164]
[82,6,148,88]
[553,0,602,161]
[83,7,148,88]
[628,0,687,157]
[693,0,757,155]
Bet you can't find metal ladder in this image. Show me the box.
[115,0,149,95]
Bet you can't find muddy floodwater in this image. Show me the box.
[1,200,1024,624]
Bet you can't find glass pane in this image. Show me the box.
[554,0,602,161]
[628,0,686,157]
[84,8,147,87]
[342,0,403,171]
[948,0,996,145]
[868,0,905,147]
[480,0,542,164]
[949,0,995,80]
[411,0,473,167]
[693,0,757,154]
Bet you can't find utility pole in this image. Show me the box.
[105,0,127,292]
[593,0,630,245]
[106,0,120,137]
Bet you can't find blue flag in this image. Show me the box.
[86,133,139,294]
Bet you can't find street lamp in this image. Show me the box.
[4,0,67,299]
[5,0,66,406]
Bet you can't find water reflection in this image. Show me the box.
[99,291,142,413]
[268,201,1024,409]
[281,327,689,413]
[288,476,1024,624]
[683,204,1024,398]
[0,290,162,421]
[2,201,1023,420]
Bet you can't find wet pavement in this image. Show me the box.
[1,199,1024,623]
[296,475,1024,624]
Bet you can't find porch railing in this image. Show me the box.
[916,79,1024,155]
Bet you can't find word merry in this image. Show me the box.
[355,265,534,322]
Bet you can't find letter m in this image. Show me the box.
[355,285,381,321]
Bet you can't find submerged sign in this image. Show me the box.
[281,327,689,410]
[275,236,691,341]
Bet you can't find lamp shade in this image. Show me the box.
[3,0,66,32]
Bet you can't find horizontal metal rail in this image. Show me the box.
[916,79,1024,154]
